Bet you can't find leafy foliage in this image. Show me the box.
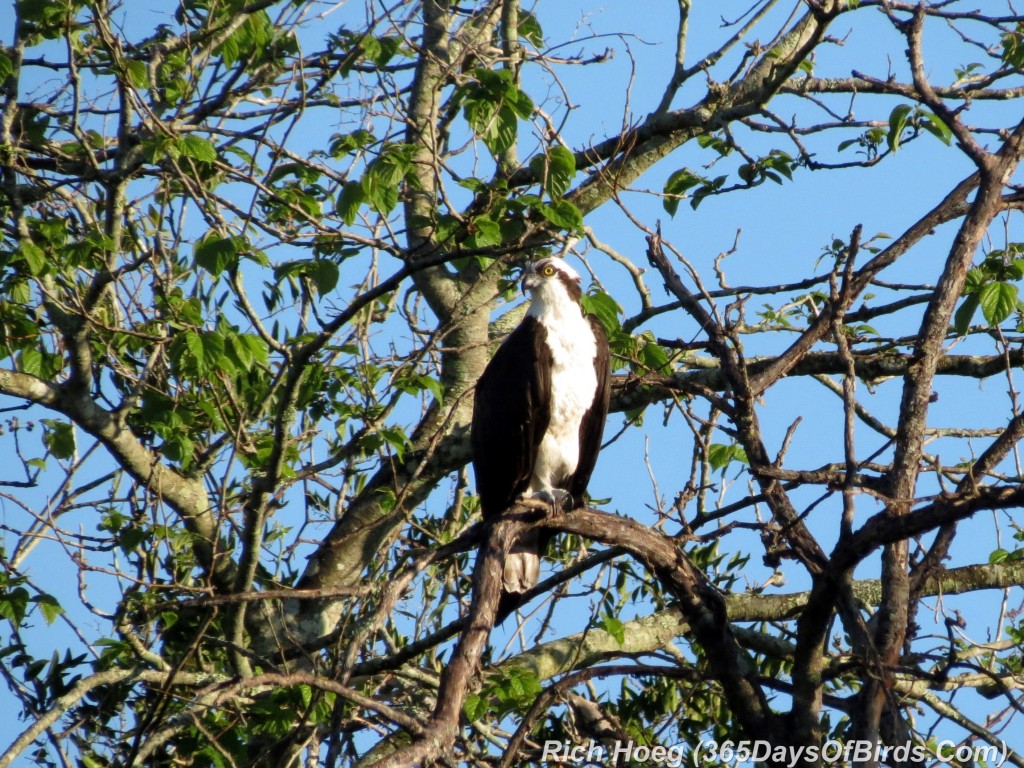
[955,245,1024,334]
[2,2,1024,767]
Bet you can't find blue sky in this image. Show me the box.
[3,0,1024,760]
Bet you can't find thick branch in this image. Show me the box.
[504,3,842,214]
[362,499,525,768]
[545,505,778,741]
[500,559,1024,683]
[616,349,1024,413]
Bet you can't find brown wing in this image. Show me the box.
[568,315,611,503]
[472,316,552,518]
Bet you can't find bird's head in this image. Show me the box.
[521,258,582,303]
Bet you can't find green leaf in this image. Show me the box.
[505,86,534,120]
[978,281,1018,326]
[360,35,400,66]
[463,691,487,721]
[223,145,255,166]
[467,215,502,248]
[920,111,953,146]
[218,30,242,68]
[697,133,731,156]
[42,420,75,459]
[330,129,374,158]
[141,136,175,163]
[963,267,985,295]
[537,199,582,231]
[763,149,794,180]
[358,35,381,64]
[690,174,728,210]
[1001,24,1024,69]
[228,335,253,372]
[581,289,622,333]
[663,168,703,217]
[485,667,542,715]
[485,107,519,156]
[0,586,30,625]
[364,183,398,216]
[886,104,913,152]
[267,162,320,185]
[379,425,410,461]
[7,279,30,304]
[601,615,626,647]
[172,329,226,378]
[308,259,339,294]
[216,12,275,67]
[15,0,69,40]
[17,242,47,275]
[708,443,748,473]
[456,177,486,193]
[227,334,269,372]
[194,234,239,275]
[162,433,195,467]
[34,594,63,625]
[361,146,413,215]
[177,135,218,163]
[184,330,204,364]
[640,336,671,372]
[544,145,576,198]
[419,375,444,404]
[19,347,44,377]
[124,59,148,89]
[458,71,532,158]
[518,11,544,47]
[953,292,980,336]
[118,527,147,554]
[0,53,14,82]
[336,180,366,225]
[201,331,226,366]
[989,548,1010,564]
[274,259,339,294]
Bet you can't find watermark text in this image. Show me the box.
[539,738,1008,766]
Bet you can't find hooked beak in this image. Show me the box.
[520,265,539,294]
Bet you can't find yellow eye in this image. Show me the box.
[541,265,555,276]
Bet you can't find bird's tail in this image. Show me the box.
[502,528,541,594]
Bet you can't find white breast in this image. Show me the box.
[527,285,598,494]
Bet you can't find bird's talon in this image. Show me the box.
[532,489,571,508]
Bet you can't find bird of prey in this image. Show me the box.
[472,257,611,609]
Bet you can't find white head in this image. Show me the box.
[521,258,583,304]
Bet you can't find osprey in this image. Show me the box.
[472,257,611,606]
